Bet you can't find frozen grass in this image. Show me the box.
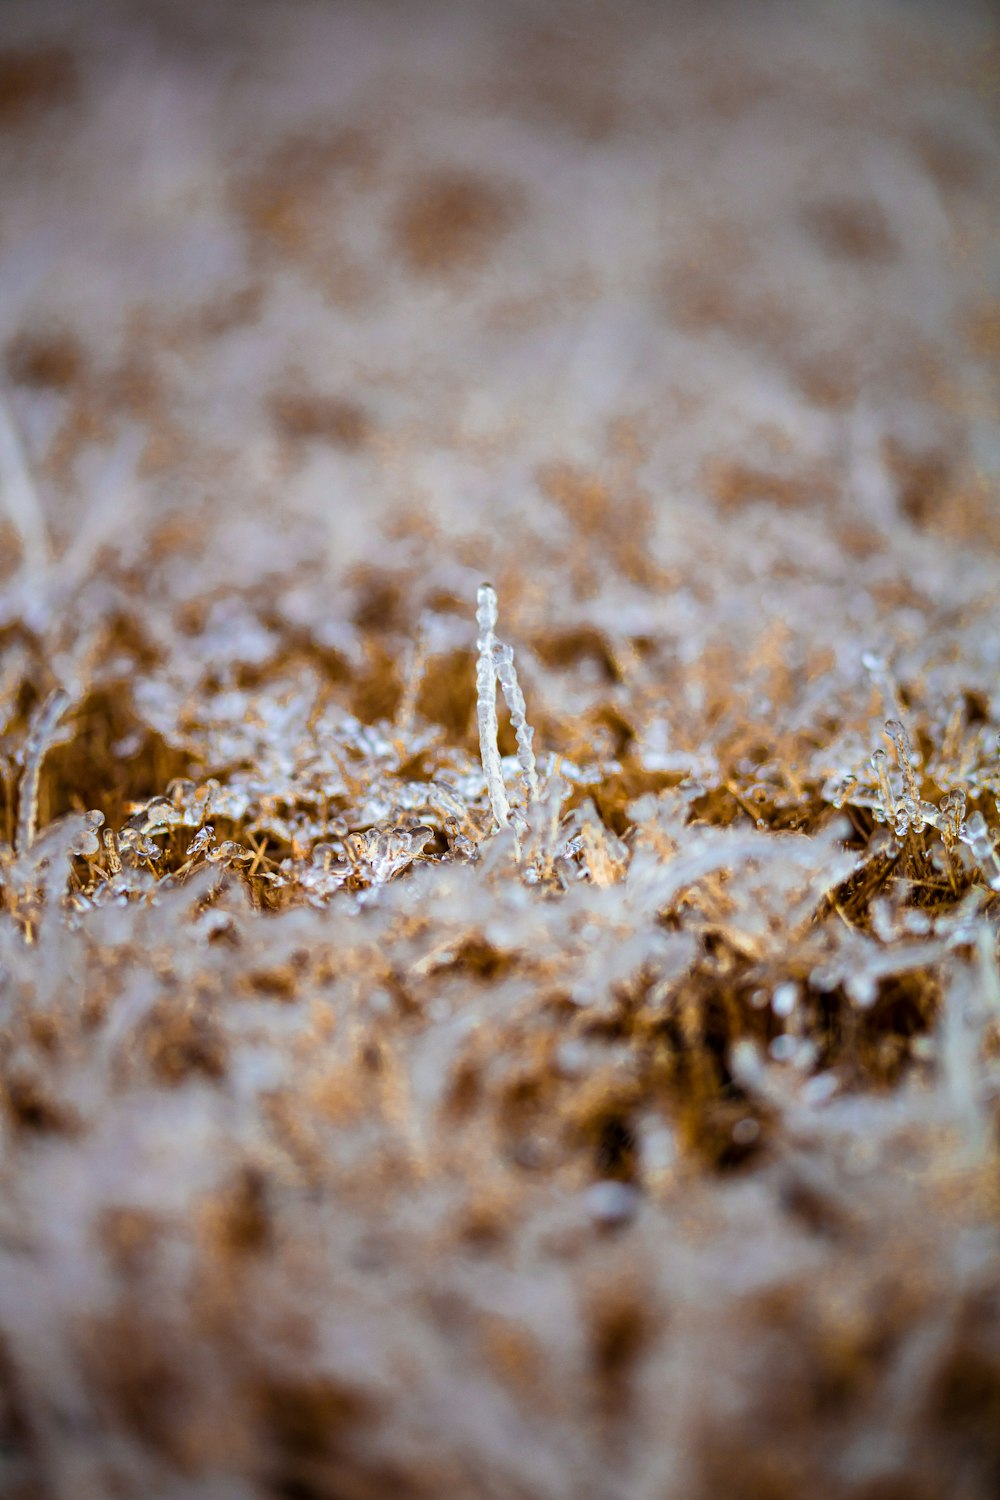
[0,549,998,1498]
[0,1,998,1496]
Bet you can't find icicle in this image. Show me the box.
[884,718,922,822]
[823,771,857,810]
[16,689,70,854]
[102,827,123,877]
[492,638,539,807]
[870,748,894,825]
[475,583,510,830]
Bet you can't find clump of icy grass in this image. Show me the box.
[0,558,998,1498]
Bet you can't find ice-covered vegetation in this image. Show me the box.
[2,565,999,1098]
[0,0,999,1496]
[0,532,999,1496]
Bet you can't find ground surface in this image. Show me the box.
[1,2,999,1497]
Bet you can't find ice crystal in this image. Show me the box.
[475,582,511,831]
[15,688,71,853]
[492,638,538,809]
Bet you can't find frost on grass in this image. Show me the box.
[1,526,999,1498]
[0,0,998,1490]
